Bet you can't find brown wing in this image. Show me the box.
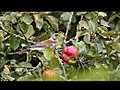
[30,40,56,48]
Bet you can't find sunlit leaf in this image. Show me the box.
[9,12,17,24]
[77,20,89,30]
[100,19,110,27]
[3,65,10,75]
[22,15,33,25]
[60,12,71,21]
[34,14,44,30]
[98,12,107,17]
[76,12,87,16]
[25,25,35,39]
[43,47,55,60]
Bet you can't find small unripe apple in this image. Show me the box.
[42,69,59,81]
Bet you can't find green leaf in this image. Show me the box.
[49,56,59,69]
[3,65,10,75]
[34,14,44,30]
[115,64,120,73]
[43,47,59,68]
[1,74,15,81]
[0,30,4,42]
[77,41,87,54]
[44,15,58,30]
[88,19,98,32]
[76,12,87,16]
[83,34,91,44]
[39,32,50,41]
[18,61,32,67]
[115,21,120,32]
[0,43,4,52]
[25,25,35,39]
[36,18,44,30]
[60,12,71,21]
[97,26,109,38]
[87,46,99,58]
[77,20,89,30]
[15,68,24,75]
[111,42,120,52]
[19,22,29,34]
[17,74,40,81]
[0,57,5,69]
[56,32,64,48]
[98,12,107,17]
[96,43,104,53]
[22,15,33,25]
[84,12,94,19]
[100,19,110,27]
[9,12,17,24]
[9,35,21,51]
[9,71,20,79]
[108,14,118,23]
[43,47,55,60]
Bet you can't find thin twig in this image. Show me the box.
[56,52,68,81]
[64,12,74,43]
[29,62,42,71]
[75,15,83,42]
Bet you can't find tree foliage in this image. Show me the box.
[0,11,120,81]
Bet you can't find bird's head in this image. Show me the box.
[50,33,58,41]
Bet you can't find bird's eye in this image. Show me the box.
[55,33,58,36]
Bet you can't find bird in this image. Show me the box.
[29,33,58,52]
[8,33,58,54]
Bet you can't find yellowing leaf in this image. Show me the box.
[25,25,35,39]
[22,15,33,25]
[43,47,55,60]
[33,14,43,30]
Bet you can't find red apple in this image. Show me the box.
[62,46,78,59]
[61,53,70,63]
